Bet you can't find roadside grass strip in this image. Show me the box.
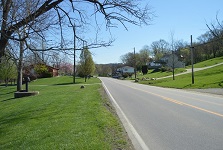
[0,77,131,150]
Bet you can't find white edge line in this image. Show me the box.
[101,81,150,150]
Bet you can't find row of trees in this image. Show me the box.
[0,46,96,84]
[121,47,151,71]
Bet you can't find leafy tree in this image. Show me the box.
[151,39,170,61]
[78,47,95,82]
[95,64,112,77]
[34,64,52,78]
[0,56,17,86]
[120,52,141,70]
[179,48,190,65]
[139,46,151,65]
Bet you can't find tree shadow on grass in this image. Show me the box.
[218,81,223,88]
[0,90,16,102]
[0,91,15,96]
[1,97,16,102]
[53,82,82,86]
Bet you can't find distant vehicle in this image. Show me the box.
[112,75,119,79]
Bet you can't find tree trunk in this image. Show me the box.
[5,78,8,87]
[17,68,23,91]
[0,39,8,59]
[17,40,24,91]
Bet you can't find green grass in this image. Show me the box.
[30,76,101,85]
[137,68,186,79]
[140,65,223,89]
[137,56,223,89]
[186,56,223,68]
[0,77,131,150]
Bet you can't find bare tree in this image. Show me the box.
[0,0,153,59]
[151,39,170,61]
[206,12,223,45]
[1,0,153,91]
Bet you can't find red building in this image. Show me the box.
[23,64,59,80]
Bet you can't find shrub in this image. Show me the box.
[142,65,148,75]
[34,64,52,78]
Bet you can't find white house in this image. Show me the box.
[147,61,162,69]
[160,54,185,68]
[117,66,135,74]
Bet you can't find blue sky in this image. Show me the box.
[84,0,223,64]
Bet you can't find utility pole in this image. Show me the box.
[190,35,194,84]
[73,25,76,84]
[170,31,175,80]
[172,50,175,80]
[134,47,137,79]
[68,24,76,84]
[41,38,45,63]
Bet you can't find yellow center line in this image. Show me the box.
[156,88,223,106]
[113,80,223,118]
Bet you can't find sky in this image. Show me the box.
[86,0,223,64]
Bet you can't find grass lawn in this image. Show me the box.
[140,64,223,89]
[137,68,186,79]
[137,56,223,89]
[186,56,223,68]
[0,76,132,150]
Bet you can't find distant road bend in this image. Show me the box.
[100,77,223,150]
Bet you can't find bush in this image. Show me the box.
[42,72,53,78]
[142,65,148,75]
[122,73,133,78]
[34,64,52,78]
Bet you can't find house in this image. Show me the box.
[23,64,59,80]
[112,66,135,78]
[47,65,59,77]
[117,66,135,74]
[147,61,162,69]
[160,54,185,68]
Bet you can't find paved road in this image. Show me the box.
[100,77,223,150]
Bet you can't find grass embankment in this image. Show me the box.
[137,68,186,79]
[187,56,223,68]
[139,56,223,89]
[0,76,132,150]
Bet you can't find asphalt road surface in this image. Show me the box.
[100,77,223,150]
